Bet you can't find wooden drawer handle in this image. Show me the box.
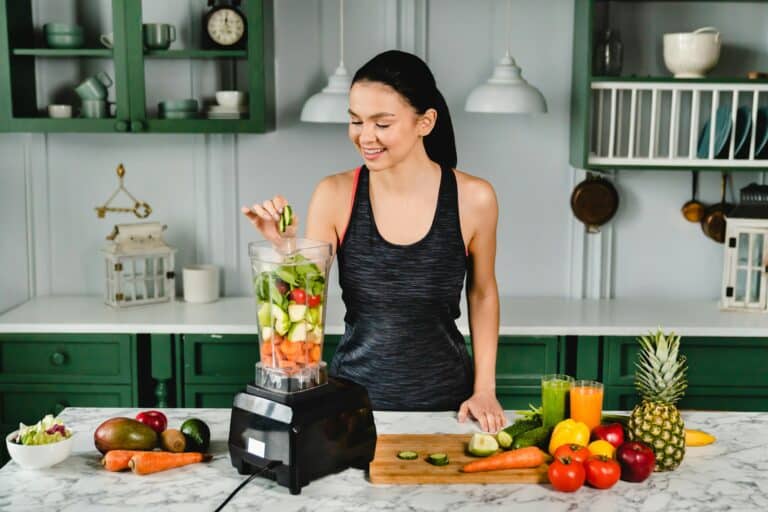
[50,351,67,366]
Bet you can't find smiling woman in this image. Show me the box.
[242,50,505,433]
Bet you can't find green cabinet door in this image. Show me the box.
[602,336,768,411]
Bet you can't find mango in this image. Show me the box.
[94,417,158,454]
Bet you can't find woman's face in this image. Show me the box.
[348,81,435,171]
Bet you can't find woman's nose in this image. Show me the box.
[359,123,377,143]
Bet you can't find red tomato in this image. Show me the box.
[290,289,306,304]
[584,455,621,489]
[308,295,321,307]
[548,456,586,492]
[135,410,167,433]
[553,444,591,465]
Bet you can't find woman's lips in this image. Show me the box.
[362,148,385,160]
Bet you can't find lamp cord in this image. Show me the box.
[505,0,511,58]
[339,0,345,68]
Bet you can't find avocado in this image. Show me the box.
[94,417,158,454]
[180,418,210,453]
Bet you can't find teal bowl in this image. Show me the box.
[158,99,199,113]
[161,111,199,120]
[43,23,84,35]
[46,33,84,49]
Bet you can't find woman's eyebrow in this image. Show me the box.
[348,110,395,119]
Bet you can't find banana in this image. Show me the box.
[685,429,716,446]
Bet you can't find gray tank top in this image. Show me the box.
[330,164,473,410]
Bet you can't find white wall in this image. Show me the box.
[0,0,765,313]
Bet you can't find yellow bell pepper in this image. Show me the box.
[548,419,590,455]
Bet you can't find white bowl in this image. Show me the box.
[6,430,74,469]
[663,27,721,78]
[215,90,247,108]
[48,104,72,118]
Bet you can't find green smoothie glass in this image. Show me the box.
[541,374,574,428]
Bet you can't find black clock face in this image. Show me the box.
[207,8,245,46]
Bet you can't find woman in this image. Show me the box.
[242,50,504,433]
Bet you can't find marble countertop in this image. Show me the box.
[3,295,768,337]
[0,407,766,511]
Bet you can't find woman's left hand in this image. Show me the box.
[457,391,506,433]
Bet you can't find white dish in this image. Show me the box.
[207,113,248,120]
[48,104,72,118]
[6,430,74,469]
[208,105,248,114]
[215,90,247,108]
[663,27,721,78]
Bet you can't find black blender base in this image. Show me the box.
[231,448,305,494]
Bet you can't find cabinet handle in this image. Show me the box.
[53,401,69,415]
[130,121,145,132]
[50,351,67,366]
[115,120,129,132]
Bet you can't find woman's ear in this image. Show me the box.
[418,108,437,136]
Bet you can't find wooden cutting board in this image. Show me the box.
[368,434,549,484]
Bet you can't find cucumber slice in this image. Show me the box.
[279,204,293,233]
[468,433,499,456]
[397,451,418,460]
[278,215,287,233]
[426,453,449,466]
[496,430,513,449]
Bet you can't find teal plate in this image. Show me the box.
[697,106,751,159]
[755,107,768,159]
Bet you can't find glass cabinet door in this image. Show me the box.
[731,231,766,310]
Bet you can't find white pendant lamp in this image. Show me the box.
[300,0,351,123]
[465,0,547,114]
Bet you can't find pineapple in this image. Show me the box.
[628,329,688,471]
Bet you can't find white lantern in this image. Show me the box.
[721,184,768,312]
[101,222,177,307]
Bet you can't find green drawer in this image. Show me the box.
[183,384,245,408]
[181,334,342,385]
[466,336,563,386]
[0,383,134,425]
[497,385,542,410]
[604,385,768,412]
[0,334,134,384]
[603,336,768,388]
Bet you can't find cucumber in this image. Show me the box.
[426,453,449,466]
[496,430,513,449]
[278,215,287,233]
[502,418,541,439]
[279,205,293,233]
[511,426,552,450]
[397,451,418,460]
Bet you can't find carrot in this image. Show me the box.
[310,345,322,363]
[128,452,212,475]
[461,446,548,473]
[101,450,151,472]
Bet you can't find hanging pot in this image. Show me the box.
[700,172,733,243]
[570,173,619,233]
[681,171,705,222]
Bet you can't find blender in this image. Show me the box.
[228,238,377,494]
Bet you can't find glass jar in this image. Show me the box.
[594,29,623,76]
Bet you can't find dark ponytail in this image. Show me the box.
[352,50,457,169]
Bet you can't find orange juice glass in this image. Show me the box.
[570,380,604,431]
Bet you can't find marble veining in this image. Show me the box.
[0,408,766,511]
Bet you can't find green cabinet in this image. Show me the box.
[0,0,274,133]
[0,333,139,465]
[601,336,768,411]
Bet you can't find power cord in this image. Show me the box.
[213,461,281,512]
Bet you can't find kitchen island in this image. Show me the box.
[0,408,766,512]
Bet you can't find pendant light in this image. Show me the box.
[465,0,547,114]
[300,0,351,123]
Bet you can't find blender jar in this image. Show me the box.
[249,238,332,392]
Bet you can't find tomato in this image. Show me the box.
[135,410,167,433]
[308,294,321,307]
[548,456,586,492]
[553,444,591,465]
[584,455,621,489]
[290,289,306,304]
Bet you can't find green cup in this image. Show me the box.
[81,99,108,118]
[143,23,176,50]
[541,374,574,429]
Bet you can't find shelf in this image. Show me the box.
[6,118,119,132]
[12,48,112,58]
[592,76,768,85]
[144,50,246,59]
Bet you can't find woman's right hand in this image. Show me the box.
[241,195,299,245]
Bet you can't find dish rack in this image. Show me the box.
[588,80,768,168]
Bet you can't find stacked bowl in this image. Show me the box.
[44,23,84,49]
[158,99,199,119]
[207,91,248,119]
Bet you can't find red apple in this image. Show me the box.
[592,423,625,448]
[616,441,655,482]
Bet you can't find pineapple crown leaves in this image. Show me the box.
[634,328,688,405]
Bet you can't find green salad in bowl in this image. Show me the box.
[7,414,74,469]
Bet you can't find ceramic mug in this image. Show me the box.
[143,23,176,50]
[48,104,72,118]
[75,71,112,100]
[81,99,108,118]
[183,265,220,303]
[100,32,114,48]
